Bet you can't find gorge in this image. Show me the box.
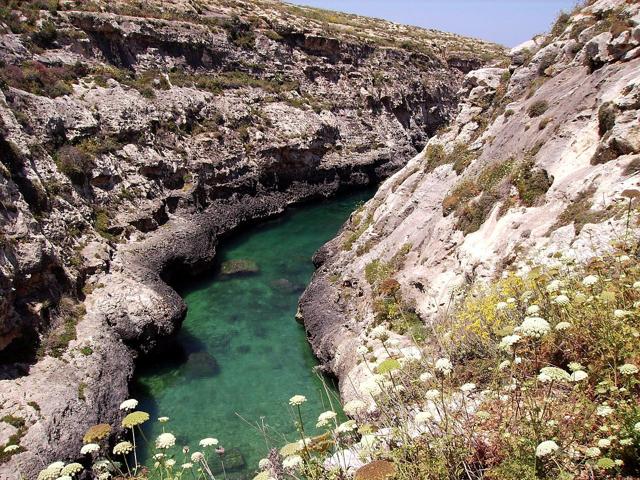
[1,0,640,479]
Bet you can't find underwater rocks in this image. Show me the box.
[220,259,260,277]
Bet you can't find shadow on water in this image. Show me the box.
[131,189,374,478]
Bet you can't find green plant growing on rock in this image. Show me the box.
[527,100,549,118]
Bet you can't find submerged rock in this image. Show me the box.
[270,278,305,294]
[183,351,220,378]
[220,259,260,277]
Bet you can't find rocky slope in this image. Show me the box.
[300,0,640,404]
[0,0,505,476]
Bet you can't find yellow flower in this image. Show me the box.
[122,411,150,428]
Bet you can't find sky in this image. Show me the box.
[289,0,579,47]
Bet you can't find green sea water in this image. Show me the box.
[132,190,372,478]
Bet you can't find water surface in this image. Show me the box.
[133,190,372,478]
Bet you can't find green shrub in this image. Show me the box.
[30,20,57,48]
[527,100,549,117]
[513,160,553,207]
[54,145,94,184]
[0,61,85,98]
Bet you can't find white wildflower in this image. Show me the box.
[113,441,133,455]
[596,405,614,417]
[199,438,219,447]
[156,433,176,449]
[582,275,598,286]
[191,452,204,462]
[586,447,601,458]
[520,317,550,338]
[568,362,583,372]
[158,416,170,423]
[419,372,434,382]
[370,325,388,339]
[258,458,270,470]
[499,334,521,350]
[414,411,433,425]
[3,445,19,453]
[635,422,640,432]
[119,399,138,411]
[182,463,193,469]
[571,370,588,382]
[614,309,631,318]
[356,346,368,356]
[460,383,476,393]
[425,389,440,400]
[538,367,570,382]
[526,305,541,314]
[536,440,559,457]
[343,399,366,416]
[496,302,508,311]
[597,438,611,448]
[289,395,307,406]
[555,321,572,331]
[435,358,453,375]
[499,360,511,370]
[80,443,99,455]
[316,411,337,428]
[618,363,638,375]
[553,295,570,305]
[336,420,357,433]
[546,280,562,292]
[282,455,303,470]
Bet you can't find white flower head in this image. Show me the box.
[80,443,100,455]
[499,334,521,350]
[555,321,571,331]
[289,395,307,406]
[597,438,611,448]
[282,455,303,470]
[614,309,631,318]
[336,420,357,433]
[113,441,133,455]
[634,422,640,433]
[414,411,433,425]
[546,280,563,292]
[119,399,138,411]
[356,346,368,356]
[526,305,540,315]
[571,370,588,382]
[596,405,614,417]
[316,411,337,428]
[435,358,453,375]
[3,445,19,453]
[496,302,508,311]
[498,360,511,371]
[582,275,598,286]
[425,389,440,400]
[158,416,170,423]
[343,399,366,416]
[258,458,271,470]
[60,463,83,476]
[166,459,176,467]
[181,463,193,469]
[460,383,476,393]
[536,440,559,457]
[618,363,638,375]
[370,325,388,340]
[156,433,176,449]
[538,367,570,383]
[199,437,219,447]
[585,446,601,458]
[520,317,550,338]
[553,294,570,305]
[191,452,204,462]
[419,372,434,383]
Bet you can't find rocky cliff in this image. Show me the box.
[300,0,640,403]
[0,0,504,476]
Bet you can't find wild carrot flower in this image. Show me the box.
[435,358,453,375]
[538,367,570,382]
[199,437,219,447]
[597,438,611,448]
[614,309,631,318]
[582,275,598,286]
[113,441,133,455]
[499,334,521,350]
[546,280,562,292]
[60,463,83,476]
[498,360,511,370]
[122,411,149,428]
[370,325,388,339]
[283,455,303,470]
[336,420,357,433]
[258,458,271,469]
[596,405,614,417]
[553,294,570,305]
[586,447,601,457]
[520,317,550,338]
[166,459,176,467]
[158,416,170,423]
[356,346,368,356]
[618,363,638,375]
[156,432,176,449]
[289,395,307,406]
[526,305,540,314]
[181,463,193,469]
[536,440,559,457]
[80,443,99,455]
[460,383,476,393]
[3,445,18,453]
[119,399,138,411]
[571,370,588,382]
[316,411,337,427]
[415,411,433,424]
[343,399,366,415]
[425,389,440,400]
[634,422,640,432]
[555,321,571,330]
[496,302,508,311]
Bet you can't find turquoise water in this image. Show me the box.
[133,190,372,478]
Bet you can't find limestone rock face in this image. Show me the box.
[299,0,640,405]
[0,0,504,476]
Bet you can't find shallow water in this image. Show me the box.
[132,190,372,478]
